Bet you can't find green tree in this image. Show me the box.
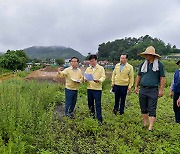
[55,58,64,65]
[85,52,91,60]
[32,58,42,63]
[0,50,28,70]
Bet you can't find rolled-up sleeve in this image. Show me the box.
[170,74,174,91]
[99,68,106,83]
[58,69,68,78]
[111,68,116,86]
[128,66,134,88]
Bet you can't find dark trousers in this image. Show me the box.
[87,89,102,122]
[139,87,158,117]
[173,92,180,123]
[113,85,128,114]
[65,88,78,116]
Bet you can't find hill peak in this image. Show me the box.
[30,46,67,49]
[23,46,85,60]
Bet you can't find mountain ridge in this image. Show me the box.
[23,46,85,60]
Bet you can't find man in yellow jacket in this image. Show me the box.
[85,55,106,123]
[58,57,83,118]
[112,54,134,115]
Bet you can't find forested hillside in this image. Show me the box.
[98,35,180,61]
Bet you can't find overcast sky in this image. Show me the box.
[0,0,180,55]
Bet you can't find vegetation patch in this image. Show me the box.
[0,76,179,153]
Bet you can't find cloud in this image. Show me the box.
[0,0,180,55]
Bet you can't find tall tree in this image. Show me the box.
[55,58,64,65]
[0,50,28,70]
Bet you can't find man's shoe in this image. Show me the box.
[148,129,153,132]
[90,112,95,119]
[120,112,124,115]
[69,113,75,119]
[175,120,180,123]
[98,121,103,126]
[113,109,117,115]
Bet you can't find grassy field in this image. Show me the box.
[0,67,12,78]
[0,76,179,154]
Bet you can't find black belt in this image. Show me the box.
[142,86,158,89]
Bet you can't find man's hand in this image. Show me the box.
[58,67,63,74]
[169,91,173,98]
[94,80,100,83]
[135,75,141,94]
[158,89,164,97]
[134,87,139,94]
[127,87,131,94]
[159,77,165,97]
[177,97,180,107]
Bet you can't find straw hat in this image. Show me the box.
[139,46,161,58]
[176,60,180,65]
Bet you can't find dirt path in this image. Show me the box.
[0,74,16,82]
[25,66,112,83]
[53,103,65,121]
[25,67,65,84]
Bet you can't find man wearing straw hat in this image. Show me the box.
[169,60,180,123]
[135,46,166,131]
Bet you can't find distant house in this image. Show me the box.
[50,59,57,65]
[41,59,57,66]
[26,62,33,68]
[26,62,41,70]
[163,55,180,60]
[82,60,90,67]
[26,62,41,67]
[34,63,41,65]
[82,60,113,67]
[65,59,71,64]
[104,64,115,70]
[63,59,71,68]
[98,60,109,66]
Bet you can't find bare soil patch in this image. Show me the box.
[25,66,112,83]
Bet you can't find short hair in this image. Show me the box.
[89,54,97,60]
[70,57,79,62]
[120,54,128,59]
